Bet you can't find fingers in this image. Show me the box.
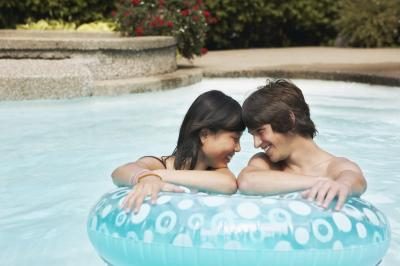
[121,180,178,213]
[322,186,338,209]
[121,186,146,213]
[306,180,323,202]
[335,187,349,211]
[121,186,138,211]
[150,190,158,205]
[315,182,332,206]
[121,184,155,213]
[133,190,147,213]
[305,179,350,211]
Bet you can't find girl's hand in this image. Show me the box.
[121,176,184,213]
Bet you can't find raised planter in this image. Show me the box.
[0,30,185,100]
[0,30,177,80]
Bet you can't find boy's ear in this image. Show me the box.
[199,129,210,144]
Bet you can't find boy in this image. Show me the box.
[238,79,367,210]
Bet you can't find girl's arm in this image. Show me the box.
[125,167,237,213]
[111,157,165,187]
[153,168,238,194]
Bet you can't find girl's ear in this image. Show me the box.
[199,129,210,144]
[289,111,296,128]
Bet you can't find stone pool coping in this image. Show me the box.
[180,47,400,87]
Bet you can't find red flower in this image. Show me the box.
[149,17,165,27]
[155,16,164,27]
[193,5,199,11]
[135,26,144,36]
[200,48,208,55]
[197,0,203,4]
[203,10,210,18]
[180,9,190,16]
[166,21,174,28]
[158,0,165,6]
[131,0,141,6]
[111,11,117,17]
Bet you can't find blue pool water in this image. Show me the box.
[0,78,399,265]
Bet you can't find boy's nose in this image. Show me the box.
[253,135,262,148]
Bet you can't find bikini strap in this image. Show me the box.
[139,156,167,169]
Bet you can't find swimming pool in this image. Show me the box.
[0,78,399,265]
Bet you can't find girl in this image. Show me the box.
[112,90,245,212]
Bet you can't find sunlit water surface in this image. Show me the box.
[0,78,399,265]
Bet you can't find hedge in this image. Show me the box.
[0,0,114,29]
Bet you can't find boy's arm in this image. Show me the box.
[303,158,367,210]
[237,153,319,195]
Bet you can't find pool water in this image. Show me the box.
[0,78,399,265]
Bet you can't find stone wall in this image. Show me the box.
[0,30,179,100]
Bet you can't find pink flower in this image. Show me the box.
[166,21,174,28]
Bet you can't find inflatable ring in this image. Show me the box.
[87,187,390,266]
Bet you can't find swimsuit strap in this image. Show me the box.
[139,156,167,169]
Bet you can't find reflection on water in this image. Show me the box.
[0,78,399,265]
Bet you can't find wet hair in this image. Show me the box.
[242,79,317,138]
[168,90,245,170]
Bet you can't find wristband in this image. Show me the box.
[129,169,151,186]
[136,172,162,183]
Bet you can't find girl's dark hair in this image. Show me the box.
[168,90,245,170]
[242,79,317,138]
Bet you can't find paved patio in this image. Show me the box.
[180,47,400,86]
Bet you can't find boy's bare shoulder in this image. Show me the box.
[327,156,363,176]
[248,152,280,170]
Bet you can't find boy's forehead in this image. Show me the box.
[248,124,270,134]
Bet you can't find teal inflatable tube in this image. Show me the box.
[87,187,390,266]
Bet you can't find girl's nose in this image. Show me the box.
[235,142,241,152]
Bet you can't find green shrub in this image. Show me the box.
[16,19,117,32]
[336,0,400,47]
[115,0,214,59]
[204,0,339,49]
[0,0,115,29]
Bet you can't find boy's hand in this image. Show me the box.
[301,177,351,211]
